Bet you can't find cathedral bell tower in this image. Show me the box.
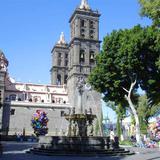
[67,0,101,115]
[50,32,69,85]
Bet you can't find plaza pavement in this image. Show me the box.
[0,141,160,160]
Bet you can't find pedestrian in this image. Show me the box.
[110,129,115,141]
[110,129,115,148]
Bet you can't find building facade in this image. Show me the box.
[0,0,102,136]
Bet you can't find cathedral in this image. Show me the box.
[0,0,102,136]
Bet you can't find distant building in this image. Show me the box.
[0,0,102,136]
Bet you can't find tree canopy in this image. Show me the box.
[139,0,160,27]
[88,25,160,143]
[88,25,160,106]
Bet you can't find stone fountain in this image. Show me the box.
[29,76,133,156]
[65,76,96,137]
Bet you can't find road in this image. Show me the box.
[0,141,160,160]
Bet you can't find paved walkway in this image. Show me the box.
[0,142,160,160]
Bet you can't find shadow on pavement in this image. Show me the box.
[0,153,126,160]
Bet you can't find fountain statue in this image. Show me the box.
[65,76,96,137]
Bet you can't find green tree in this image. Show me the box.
[106,102,126,139]
[139,0,160,27]
[139,28,160,105]
[88,25,159,144]
[137,95,159,134]
[138,1,160,104]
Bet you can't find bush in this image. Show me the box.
[119,140,133,146]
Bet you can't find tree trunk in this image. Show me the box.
[123,80,142,144]
[116,115,121,139]
[126,95,141,144]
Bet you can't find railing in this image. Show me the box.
[4,101,72,109]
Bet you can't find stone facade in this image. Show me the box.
[2,78,70,136]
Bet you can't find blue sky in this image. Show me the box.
[0,0,151,84]
[0,0,151,122]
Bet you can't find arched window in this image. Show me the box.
[57,74,61,85]
[29,98,32,102]
[65,60,68,66]
[80,29,85,38]
[80,19,85,27]
[90,51,95,64]
[9,94,16,101]
[64,75,68,84]
[58,59,61,66]
[89,20,94,28]
[65,53,68,59]
[52,96,55,103]
[58,53,61,58]
[57,53,62,66]
[10,109,15,115]
[33,96,41,102]
[79,49,85,63]
[90,30,94,39]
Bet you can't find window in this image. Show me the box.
[65,53,68,59]
[81,28,85,38]
[29,98,32,102]
[58,53,61,58]
[65,60,68,66]
[90,30,94,39]
[34,96,41,102]
[9,94,16,101]
[89,20,94,28]
[58,53,62,66]
[80,29,85,38]
[80,19,85,27]
[10,109,15,115]
[79,49,85,63]
[64,75,68,84]
[58,59,61,66]
[90,51,95,64]
[61,111,65,117]
[5,97,9,101]
[57,74,61,85]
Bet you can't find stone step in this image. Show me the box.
[28,148,134,157]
